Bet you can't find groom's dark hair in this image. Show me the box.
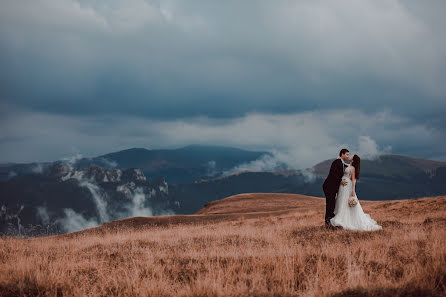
[339,148,349,157]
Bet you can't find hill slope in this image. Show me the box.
[1,193,445,297]
[56,193,323,239]
[52,193,445,240]
[196,193,323,214]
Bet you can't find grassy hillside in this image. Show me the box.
[0,193,445,296]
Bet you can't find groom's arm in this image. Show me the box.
[334,159,346,187]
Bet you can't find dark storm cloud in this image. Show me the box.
[0,0,445,163]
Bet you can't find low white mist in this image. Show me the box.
[222,135,392,176]
[36,156,175,233]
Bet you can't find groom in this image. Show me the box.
[322,148,349,229]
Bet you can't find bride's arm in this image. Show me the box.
[351,167,356,196]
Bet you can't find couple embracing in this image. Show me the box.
[323,148,382,231]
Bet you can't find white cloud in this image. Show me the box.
[357,135,391,160]
[1,108,444,167]
[56,208,99,233]
[222,135,393,175]
[205,160,217,176]
[37,160,176,233]
[126,187,153,217]
[77,178,110,222]
[98,157,118,168]
[31,163,44,174]
[8,171,17,178]
[60,152,83,166]
[36,206,50,225]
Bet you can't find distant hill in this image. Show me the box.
[0,144,271,183]
[77,144,271,183]
[169,154,446,213]
[0,162,53,181]
[0,145,271,235]
[313,154,446,179]
[0,161,177,236]
[1,146,446,236]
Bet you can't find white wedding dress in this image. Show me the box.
[330,166,382,231]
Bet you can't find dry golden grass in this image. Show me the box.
[1,193,445,297]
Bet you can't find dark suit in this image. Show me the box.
[322,159,345,226]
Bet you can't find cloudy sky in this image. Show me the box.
[1,0,445,167]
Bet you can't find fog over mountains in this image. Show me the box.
[1,144,445,236]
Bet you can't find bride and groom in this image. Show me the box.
[323,148,382,231]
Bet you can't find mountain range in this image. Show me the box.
[1,144,445,236]
[0,144,269,183]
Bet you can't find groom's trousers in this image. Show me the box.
[323,188,337,226]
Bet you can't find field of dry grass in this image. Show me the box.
[1,193,445,297]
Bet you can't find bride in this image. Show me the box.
[330,154,382,231]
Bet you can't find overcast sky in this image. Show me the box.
[1,0,445,167]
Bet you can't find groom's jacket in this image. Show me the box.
[323,159,345,193]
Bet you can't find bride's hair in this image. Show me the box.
[352,154,360,180]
